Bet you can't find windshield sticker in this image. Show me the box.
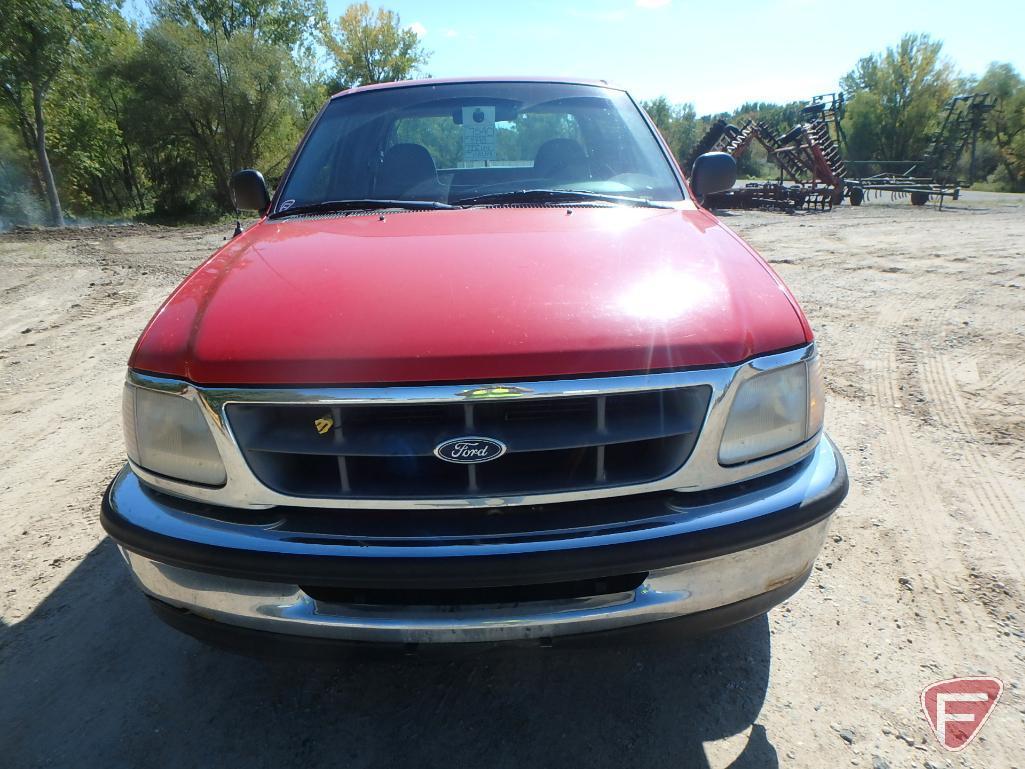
[462,106,496,162]
[280,199,295,211]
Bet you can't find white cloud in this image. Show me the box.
[444,28,458,38]
[635,0,671,7]
[407,21,427,37]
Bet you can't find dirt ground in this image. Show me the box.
[1,192,1024,769]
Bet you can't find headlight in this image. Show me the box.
[718,356,825,465]
[123,384,227,485]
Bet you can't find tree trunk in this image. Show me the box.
[33,85,64,227]
[2,86,46,195]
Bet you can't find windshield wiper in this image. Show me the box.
[450,189,672,209]
[269,199,455,218]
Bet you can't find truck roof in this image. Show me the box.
[331,76,621,99]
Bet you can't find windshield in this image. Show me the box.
[275,81,684,213]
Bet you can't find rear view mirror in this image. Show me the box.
[690,152,737,202]
[231,169,271,214]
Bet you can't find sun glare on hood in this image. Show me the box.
[616,269,717,321]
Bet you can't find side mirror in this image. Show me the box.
[690,152,737,202]
[231,169,271,214]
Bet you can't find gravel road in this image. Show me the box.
[1,192,1023,768]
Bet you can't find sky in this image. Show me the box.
[323,0,1025,114]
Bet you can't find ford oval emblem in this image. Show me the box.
[434,436,507,464]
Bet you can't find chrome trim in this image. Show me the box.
[126,344,819,509]
[121,518,829,643]
[108,435,840,559]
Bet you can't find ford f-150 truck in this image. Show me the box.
[101,78,848,652]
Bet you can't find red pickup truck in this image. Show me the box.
[102,78,847,652]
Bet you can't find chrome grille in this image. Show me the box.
[226,387,711,499]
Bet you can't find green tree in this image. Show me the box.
[841,33,957,162]
[123,20,304,211]
[152,0,329,168]
[153,0,325,48]
[0,0,117,225]
[46,13,148,214]
[642,96,676,136]
[321,2,428,89]
[731,100,804,136]
[641,96,701,168]
[977,62,1025,189]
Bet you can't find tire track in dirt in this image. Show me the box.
[974,358,1025,461]
[859,332,1014,769]
[745,213,986,636]
[919,352,1025,580]
[906,277,1025,581]
[864,307,985,636]
[982,357,1025,394]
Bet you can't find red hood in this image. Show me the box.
[130,207,811,385]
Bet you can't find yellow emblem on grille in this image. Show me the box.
[314,415,334,435]
[458,385,532,399]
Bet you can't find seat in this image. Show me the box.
[376,143,443,200]
[533,138,590,183]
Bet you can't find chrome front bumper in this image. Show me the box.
[123,520,828,644]
[104,438,846,645]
